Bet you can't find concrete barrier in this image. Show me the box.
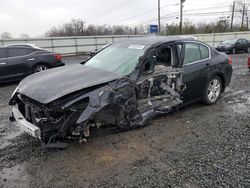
[1,31,250,55]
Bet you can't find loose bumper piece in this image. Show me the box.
[12,105,41,139]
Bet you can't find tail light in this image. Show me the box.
[248,56,250,67]
[54,54,62,61]
[228,56,232,65]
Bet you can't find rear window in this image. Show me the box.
[7,48,34,57]
[242,39,248,44]
[183,43,210,65]
[199,44,209,59]
[184,43,201,64]
[0,49,7,58]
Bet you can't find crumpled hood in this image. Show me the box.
[17,64,122,104]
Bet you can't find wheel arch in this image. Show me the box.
[31,62,51,73]
[212,73,225,92]
[32,62,51,69]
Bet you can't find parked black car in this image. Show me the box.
[9,37,233,148]
[216,38,250,54]
[0,44,65,83]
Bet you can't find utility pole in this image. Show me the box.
[231,1,235,31]
[247,17,249,30]
[158,0,161,35]
[241,3,246,28]
[180,0,185,34]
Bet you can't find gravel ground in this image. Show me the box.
[0,54,249,188]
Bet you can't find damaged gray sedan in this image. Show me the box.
[9,37,232,148]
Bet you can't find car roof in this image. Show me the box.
[0,43,44,50]
[114,36,197,48]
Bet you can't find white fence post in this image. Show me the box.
[51,39,54,52]
[74,37,78,54]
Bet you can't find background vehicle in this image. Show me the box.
[248,56,250,70]
[0,44,65,83]
[216,38,250,54]
[9,37,233,147]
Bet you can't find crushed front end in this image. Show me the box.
[9,66,184,148]
[9,41,186,148]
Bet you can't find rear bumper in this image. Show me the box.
[248,57,250,68]
[53,61,65,67]
[225,66,233,87]
[216,48,232,54]
[11,105,41,139]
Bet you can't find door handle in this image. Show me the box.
[0,62,6,65]
[205,63,210,67]
[27,58,35,61]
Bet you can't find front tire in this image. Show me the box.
[202,76,222,105]
[33,64,48,73]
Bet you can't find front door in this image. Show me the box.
[5,48,33,79]
[136,45,183,117]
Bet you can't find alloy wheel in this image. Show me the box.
[232,48,236,54]
[207,79,221,103]
[34,65,48,73]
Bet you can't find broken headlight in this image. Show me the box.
[32,110,42,124]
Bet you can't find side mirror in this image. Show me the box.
[236,42,241,45]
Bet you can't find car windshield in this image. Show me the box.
[85,45,145,75]
[222,39,237,45]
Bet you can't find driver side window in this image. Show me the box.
[143,46,172,74]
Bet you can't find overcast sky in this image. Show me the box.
[0,0,241,37]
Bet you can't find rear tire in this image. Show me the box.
[202,76,222,105]
[33,64,48,73]
[247,47,250,53]
[232,48,236,54]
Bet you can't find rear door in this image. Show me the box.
[235,39,244,52]
[0,48,10,81]
[181,42,211,102]
[6,48,35,78]
[241,39,249,51]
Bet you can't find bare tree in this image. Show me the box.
[45,15,250,37]
[235,0,250,30]
[1,32,12,40]
[19,33,30,39]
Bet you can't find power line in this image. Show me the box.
[129,10,238,27]
[129,6,236,26]
[109,3,179,25]
[127,5,232,27]
[129,14,180,27]
[85,0,138,21]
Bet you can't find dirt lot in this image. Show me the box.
[0,54,249,188]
